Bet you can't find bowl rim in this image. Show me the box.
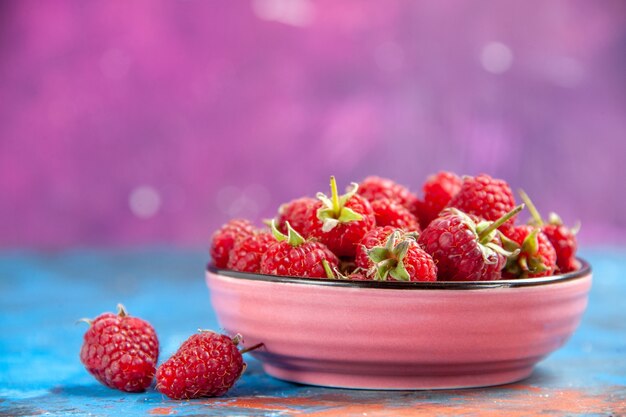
[207,258,591,290]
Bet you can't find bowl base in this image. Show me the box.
[262,364,534,390]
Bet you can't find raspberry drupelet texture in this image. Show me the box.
[503,225,557,278]
[357,176,418,209]
[518,190,580,273]
[419,206,522,281]
[415,171,462,229]
[80,304,159,393]
[211,219,256,268]
[447,174,516,232]
[260,221,339,278]
[370,199,420,232]
[399,244,437,282]
[543,222,579,272]
[276,197,317,236]
[227,232,274,273]
[156,332,244,400]
[355,226,397,271]
[305,177,375,257]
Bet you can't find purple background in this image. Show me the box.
[1,0,625,248]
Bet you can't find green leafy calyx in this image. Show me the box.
[505,228,549,277]
[316,176,363,232]
[271,219,305,247]
[366,230,414,281]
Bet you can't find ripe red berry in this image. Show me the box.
[80,304,159,393]
[415,171,462,229]
[543,221,579,273]
[357,176,418,209]
[355,226,397,271]
[518,190,580,273]
[211,219,256,268]
[447,174,517,231]
[305,176,376,257]
[227,232,274,273]
[370,199,420,232]
[260,221,339,278]
[503,225,557,278]
[276,197,317,236]
[362,230,437,281]
[419,206,522,281]
[156,332,259,399]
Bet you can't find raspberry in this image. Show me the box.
[355,226,397,271]
[227,232,274,273]
[357,176,418,209]
[276,197,317,236]
[211,219,256,268]
[305,176,376,257]
[418,206,522,281]
[447,174,516,231]
[260,221,339,278]
[543,222,578,273]
[80,304,159,392]
[156,332,260,399]
[370,199,420,232]
[415,171,462,229]
[519,190,579,273]
[363,230,437,281]
[503,225,557,278]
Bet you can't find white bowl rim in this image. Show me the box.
[207,258,591,290]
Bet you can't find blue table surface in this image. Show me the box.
[1,248,625,417]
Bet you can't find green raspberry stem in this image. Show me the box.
[477,204,524,242]
[270,220,305,246]
[240,342,264,355]
[518,189,544,226]
[330,176,340,216]
[322,259,335,279]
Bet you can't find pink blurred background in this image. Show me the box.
[1,0,625,248]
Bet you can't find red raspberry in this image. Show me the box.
[518,191,579,273]
[305,176,376,257]
[260,221,339,278]
[80,304,159,392]
[276,197,317,236]
[559,256,581,273]
[415,171,462,229]
[370,199,420,232]
[357,176,418,209]
[418,206,522,281]
[156,332,259,399]
[355,226,397,271]
[543,222,578,272]
[362,230,437,281]
[227,232,274,273]
[503,225,557,278]
[211,219,256,268]
[447,174,516,231]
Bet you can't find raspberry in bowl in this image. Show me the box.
[206,174,591,389]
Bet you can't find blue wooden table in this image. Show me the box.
[1,248,625,416]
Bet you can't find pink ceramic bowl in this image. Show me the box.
[206,260,591,390]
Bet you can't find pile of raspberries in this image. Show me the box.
[211,173,580,282]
